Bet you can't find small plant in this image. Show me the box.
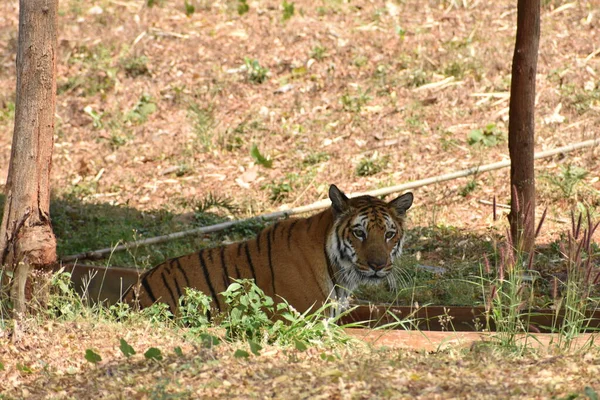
[140,302,174,324]
[355,153,388,177]
[177,287,212,329]
[353,55,368,68]
[243,58,269,84]
[193,193,238,226]
[126,94,157,124]
[220,279,281,342]
[46,271,84,320]
[83,106,103,129]
[478,199,547,353]
[404,69,428,88]
[237,0,249,15]
[310,45,327,61]
[340,88,371,113]
[220,279,353,348]
[444,61,466,79]
[184,0,195,16]
[302,151,330,166]
[467,123,505,148]
[552,210,600,351]
[263,173,298,202]
[109,132,130,150]
[146,0,165,7]
[0,101,16,122]
[460,179,478,197]
[188,102,216,150]
[120,55,150,78]
[282,0,294,21]
[543,164,588,199]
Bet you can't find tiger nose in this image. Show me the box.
[368,261,386,271]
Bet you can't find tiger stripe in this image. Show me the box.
[198,250,221,311]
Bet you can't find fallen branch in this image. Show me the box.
[61,138,600,262]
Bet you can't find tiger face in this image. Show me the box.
[327,185,413,291]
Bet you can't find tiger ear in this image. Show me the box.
[329,184,350,215]
[389,192,413,216]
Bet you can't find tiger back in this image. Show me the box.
[122,185,413,315]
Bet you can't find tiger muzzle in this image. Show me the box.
[367,261,388,272]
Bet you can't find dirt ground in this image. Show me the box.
[2,320,600,399]
[1,0,599,243]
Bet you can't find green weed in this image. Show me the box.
[177,288,212,329]
[120,55,150,78]
[467,123,505,148]
[59,44,117,97]
[302,151,330,166]
[220,279,281,342]
[460,179,478,197]
[355,153,388,177]
[559,83,600,115]
[542,164,588,199]
[46,271,84,320]
[220,278,353,348]
[282,0,295,21]
[263,173,299,202]
[188,102,216,150]
[310,45,327,61]
[184,0,195,16]
[237,0,249,15]
[551,211,600,351]
[126,94,157,124]
[340,88,371,112]
[0,101,15,123]
[244,58,269,84]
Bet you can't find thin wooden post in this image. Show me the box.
[508,0,540,253]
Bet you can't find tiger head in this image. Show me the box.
[327,184,413,291]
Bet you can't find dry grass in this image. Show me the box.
[2,319,600,399]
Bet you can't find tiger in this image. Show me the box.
[122,184,413,316]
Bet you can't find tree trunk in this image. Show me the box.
[0,0,58,314]
[508,0,540,253]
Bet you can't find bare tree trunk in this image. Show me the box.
[508,0,540,253]
[0,0,58,314]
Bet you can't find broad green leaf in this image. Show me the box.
[85,349,102,364]
[0,361,4,371]
[200,333,220,348]
[250,144,273,168]
[144,347,163,361]
[119,338,136,358]
[585,387,599,400]
[294,339,308,352]
[225,282,242,292]
[17,363,33,373]
[174,346,184,357]
[467,129,483,146]
[234,349,250,358]
[248,339,262,356]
